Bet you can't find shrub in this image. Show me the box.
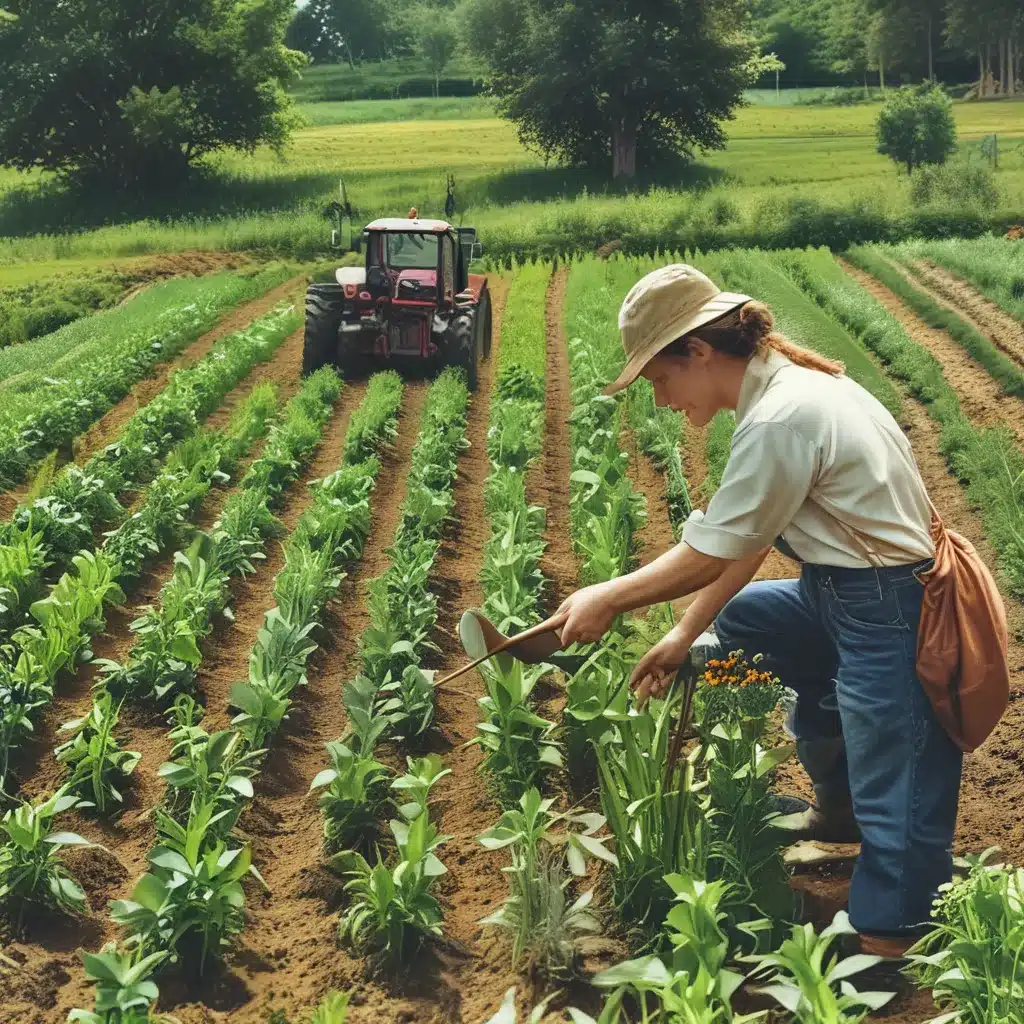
[910,162,1001,210]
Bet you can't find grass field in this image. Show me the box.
[0,97,1020,268]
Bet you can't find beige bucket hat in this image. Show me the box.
[602,263,752,396]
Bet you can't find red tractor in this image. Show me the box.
[302,206,492,390]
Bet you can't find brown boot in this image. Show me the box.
[771,796,862,845]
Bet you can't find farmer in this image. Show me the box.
[554,263,962,958]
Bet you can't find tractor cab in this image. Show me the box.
[303,206,491,390]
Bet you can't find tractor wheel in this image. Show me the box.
[476,287,493,362]
[446,313,478,391]
[302,284,343,377]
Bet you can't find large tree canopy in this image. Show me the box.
[462,0,764,179]
[0,0,306,188]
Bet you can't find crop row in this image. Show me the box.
[56,369,408,1018]
[315,367,470,964]
[472,264,560,806]
[0,303,300,646]
[0,267,297,489]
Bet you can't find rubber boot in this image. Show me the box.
[772,735,862,844]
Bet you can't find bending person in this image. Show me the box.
[555,263,960,959]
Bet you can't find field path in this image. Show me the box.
[535,266,579,613]
[908,259,1024,361]
[840,258,1024,448]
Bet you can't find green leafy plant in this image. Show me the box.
[110,801,267,973]
[742,910,895,1022]
[0,785,96,922]
[67,945,176,1024]
[904,846,1024,1024]
[477,787,616,978]
[336,806,451,964]
[55,690,142,812]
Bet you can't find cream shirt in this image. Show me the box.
[682,348,936,568]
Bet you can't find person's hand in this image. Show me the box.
[556,583,619,648]
[630,626,694,708]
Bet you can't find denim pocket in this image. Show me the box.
[826,579,907,630]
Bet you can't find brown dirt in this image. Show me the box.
[116,251,255,285]
[535,266,580,613]
[839,258,1024,449]
[910,259,1024,364]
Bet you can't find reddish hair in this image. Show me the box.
[666,301,845,376]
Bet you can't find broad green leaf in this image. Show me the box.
[591,955,671,988]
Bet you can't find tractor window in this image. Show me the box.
[386,232,439,270]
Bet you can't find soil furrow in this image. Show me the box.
[839,258,1024,449]
[910,258,1024,364]
[197,384,365,737]
[623,424,677,571]
[536,266,579,613]
[0,276,307,523]
[186,378,431,1023]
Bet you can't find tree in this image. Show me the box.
[285,0,407,65]
[462,0,763,180]
[405,3,460,97]
[946,0,1021,98]
[875,81,956,174]
[0,0,306,189]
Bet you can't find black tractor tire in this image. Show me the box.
[302,284,343,377]
[476,287,493,362]
[446,313,478,391]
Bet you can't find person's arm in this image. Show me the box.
[674,545,771,645]
[603,541,731,618]
[558,420,817,648]
[629,545,771,701]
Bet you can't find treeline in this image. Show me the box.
[288,0,1023,98]
[753,0,1021,95]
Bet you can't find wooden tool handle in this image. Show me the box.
[435,612,568,689]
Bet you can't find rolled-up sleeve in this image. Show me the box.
[683,421,817,560]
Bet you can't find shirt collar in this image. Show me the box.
[735,348,791,425]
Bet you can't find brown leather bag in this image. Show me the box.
[827,498,1010,753]
[915,503,1010,753]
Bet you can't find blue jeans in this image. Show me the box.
[712,560,963,937]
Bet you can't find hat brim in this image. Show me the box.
[602,291,752,397]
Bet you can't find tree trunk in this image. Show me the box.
[612,114,637,180]
[879,45,886,92]
[927,16,934,81]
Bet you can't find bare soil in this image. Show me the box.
[535,267,580,614]
[839,259,1024,448]
[909,259,1024,365]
